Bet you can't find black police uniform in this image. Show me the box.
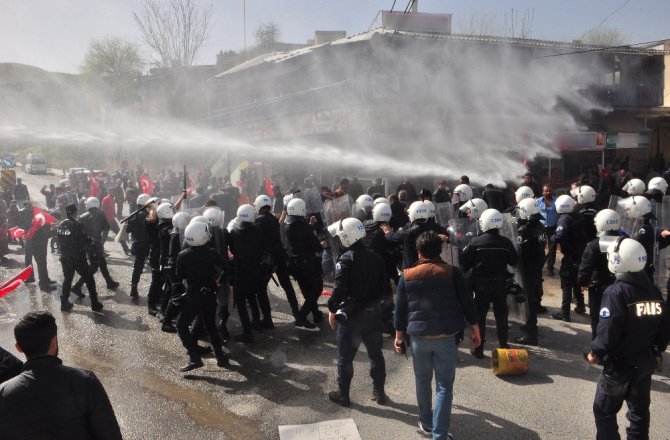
[554,211,589,320]
[635,217,655,281]
[591,271,670,439]
[159,229,185,331]
[73,208,117,293]
[57,215,102,311]
[579,233,618,339]
[127,207,150,296]
[175,244,227,368]
[327,241,390,403]
[286,216,323,326]
[228,220,268,340]
[147,219,172,315]
[386,220,448,269]
[256,211,300,317]
[461,228,519,354]
[577,202,598,242]
[516,214,545,343]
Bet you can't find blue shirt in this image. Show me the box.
[536,195,558,228]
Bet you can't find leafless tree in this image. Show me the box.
[579,27,630,46]
[504,8,534,39]
[133,0,213,68]
[81,37,144,75]
[456,11,503,37]
[254,22,280,52]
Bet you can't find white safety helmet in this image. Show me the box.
[372,203,392,222]
[607,237,647,274]
[190,215,210,225]
[622,196,652,219]
[459,198,488,219]
[156,202,174,220]
[373,197,390,206]
[172,211,189,231]
[555,195,576,214]
[479,208,504,232]
[282,193,294,206]
[408,201,430,222]
[136,193,151,206]
[226,217,238,233]
[84,197,100,210]
[333,217,366,248]
[516,198,540,220]
[648,176,668,194]
[514,186,534,203]
[236,204,256,223]
[286,198,306,217]
[356,194,375,211]
[594,209,621,233]
[254,194,273,213]
[183,222,210,247]
[622,178,645,196]
[576,185,596,204]
[423,200,436,219]
[203,207,223,228]
[453,184,473,202]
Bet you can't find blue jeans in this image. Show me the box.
[411,335,458,440]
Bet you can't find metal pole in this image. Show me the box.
[243,0,247,60]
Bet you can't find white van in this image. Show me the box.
[24,153,48,174]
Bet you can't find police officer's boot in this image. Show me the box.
[471,342,485,359]
[180,352,204,372]
[372,385,387,405]
[329,387,351,407]
[130,284,139,298]
[515,326,538,346]
[71,282,85,299]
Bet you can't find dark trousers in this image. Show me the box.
[74,245,113,289]
[131,242,149,286]
[560,257,584,314]
[473,279,508,347]
[25,239,49,287]
[176,292,223,361]
[594,354,656,440]
[61,258,98,304]
[272,251,299,315]
[293,256,323,320]
[147,269,164,310]
[233,268,264,332]
[336,307,386,392]
[588,286,604,339]
[522,262,543,330]
[545,226,557,270]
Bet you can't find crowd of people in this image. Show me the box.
[1,162,670,439]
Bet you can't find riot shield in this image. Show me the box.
[323,195,352,263]
[607,195,622,211]
[447,218,478,253]
[500,213,529,323]
[435,202,454,227]
[302,186,323,216]
[653,196,670,295]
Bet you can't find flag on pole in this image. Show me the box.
[88,176,100,197]
[140,174,155,195]
[264,176,273,196]
[186,177,195,195]
[0,266,33,299]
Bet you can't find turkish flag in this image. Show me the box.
[88,176,100,197]
[33,207,57,225]
[140,174,155,195]
[9,227,24,240]
[186,177,195,195]
[0,266,33,299]
[264,177,273,196]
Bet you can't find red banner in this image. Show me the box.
[140,174,155,195]
[9,227,24,240]
[186,177,195,195]
[88,176,100,197]
[264,177,273,196]
[33,207,57,225]
[0,266,33,299]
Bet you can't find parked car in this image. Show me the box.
[24,153,48,174]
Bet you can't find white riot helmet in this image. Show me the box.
[514,186,534,203]
[622,196,652,219]
[333,217,366,248]
[254,194,273,213]
[136,193,151,206]
[459,198,488,219]
[423,200,436,219]
[453,184,473,202]
[374,197,390,206]
[156,202,174,220]
[479,208,503,232]
[516,198,540,220]
[203,207,223,228]
[172,211,189,231]
[622,178,645,196]
[555,195,576,214]
[183,222,210,247]
[648,176,668,194]
[372,203,392,222]
[594,209,621,233]
[409,201,430,222]
[356,194,374,211]
[236,204,256,223]
[190,215,209,225]
[84,197,100,210]
[576,185,596,204]
[282,193,294,206]
[286,198,306,217]
[607,237,647,274]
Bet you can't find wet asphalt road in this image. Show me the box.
[0,168,669,440]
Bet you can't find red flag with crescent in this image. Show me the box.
[140,174,155,195]
[0,266,33,299]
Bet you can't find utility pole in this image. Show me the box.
[243,0,247,60]
[411,0,418,12]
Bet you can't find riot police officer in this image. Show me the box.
[576,185,598,242]
[622,196,656,280]
[461,209,519,358]
[327,217,390,407]
[579,209,621,339]
[126,194,157,298]
[514,198,545,346]
[71,197,119,298]
[552,195,589,322]
[57,204,103,312]
[147,202,174,316]
[286,198,325,329]
[587,238,670,439]
[174,221,228,372]
[160,211,190,333]
[452,184,473,218]
[202,207,232,340]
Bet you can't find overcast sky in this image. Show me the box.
[1,0,668,73]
